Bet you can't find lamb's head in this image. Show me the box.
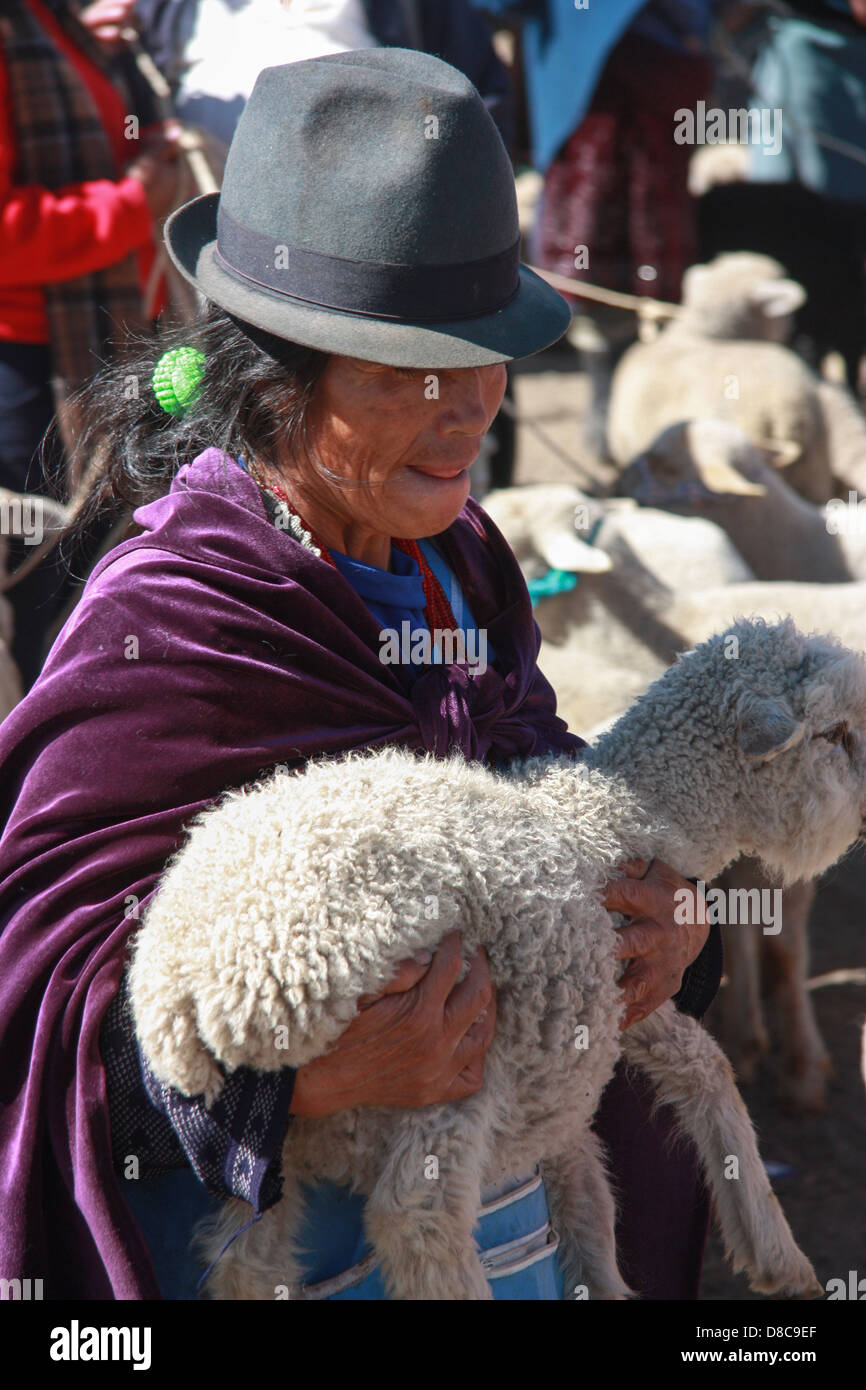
[677,253,805,342]
[589,617,866,884]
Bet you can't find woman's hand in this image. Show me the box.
[602,859,707,1031]
[289,931,496,1118]
[79,0,138,51]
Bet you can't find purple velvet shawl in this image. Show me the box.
[0,449,582,1300]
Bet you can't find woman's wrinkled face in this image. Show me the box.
[277,354,507,556]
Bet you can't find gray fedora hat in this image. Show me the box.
[164,47,570,368]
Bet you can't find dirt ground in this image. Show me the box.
[510,351,866,1302]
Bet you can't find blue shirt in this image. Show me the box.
[329,538,495,676]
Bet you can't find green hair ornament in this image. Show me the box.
[152,346,206,417]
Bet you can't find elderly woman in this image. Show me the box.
[0,49,718,1300]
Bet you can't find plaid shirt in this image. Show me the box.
[1,1,150,445]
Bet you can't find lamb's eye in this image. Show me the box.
[820,721,855,759]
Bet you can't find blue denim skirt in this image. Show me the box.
[123,1166,564,1300]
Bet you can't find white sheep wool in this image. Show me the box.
[130,617,866,1300]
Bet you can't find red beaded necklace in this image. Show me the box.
[250,463,458,634]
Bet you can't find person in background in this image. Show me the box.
[136,0,513,148]
[473,1,723,460]
[545,0,720,458]
[0,0,183,687]
[699,0,866,390]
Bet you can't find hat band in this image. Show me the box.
[214,208,521,323]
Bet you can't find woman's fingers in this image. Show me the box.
[618,957,649,1027]
[602,860,709,1028]
[604,861,707,959]
[617,858,652,879]
[446,1002,496,1099]
[442,944,494,1042]
[617,955,684,1030]
[603,870,668,918]
[444,1055,487,1100]
[357,948,433,1007]
[613,914,685,962]
[416,930,468,1008]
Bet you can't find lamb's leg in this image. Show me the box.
[543,1140,633,1301]
[760,879,831,1114]
[621,1002,822,1298]
[364,1096,495,1301]
[710,861,769,1083]
[192,1175,308,1300]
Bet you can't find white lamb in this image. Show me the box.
[128,617,866,1301]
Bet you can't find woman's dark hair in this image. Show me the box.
[68,302,330,526]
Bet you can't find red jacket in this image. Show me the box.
[0,0,157,343]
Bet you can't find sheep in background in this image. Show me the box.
[696,182,866,391]
[671,253,805,344]
[484,484,752,731]
[129,618,854,1301]
[618,419,866,584]
[805,379,866,502]
[485,483,753,594]
[486,483,866,732]
[606,253,866,504]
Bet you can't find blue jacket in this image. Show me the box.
[471,0,720,171]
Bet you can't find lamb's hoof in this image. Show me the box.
[590,1283,634,1301]
[748,1248,823,1300]
[583,1272,635,1301]
[774,1271,825,1301]
[778,1056,833,1116]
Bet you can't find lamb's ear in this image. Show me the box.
[536,528,612,574]
[749,277,806,318]
[736,691,806,763]
[690,452,767,497]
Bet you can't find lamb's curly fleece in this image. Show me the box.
[130,618,866,1300]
